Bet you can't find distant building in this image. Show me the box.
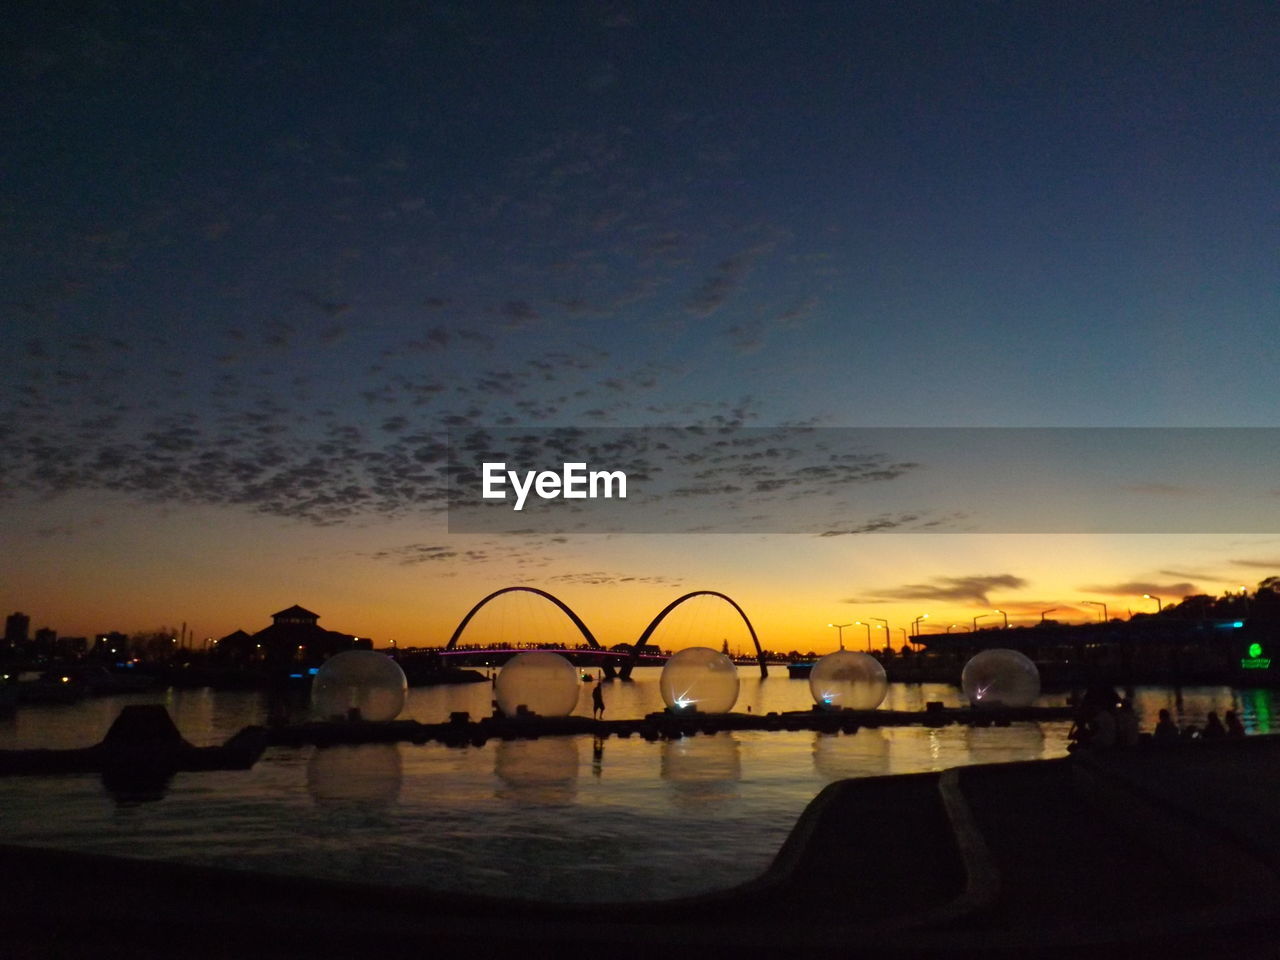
[55,636,87,657]
[213,605,370,667]
[5,612,30,653]
[33,627,57,657]
[93,632,130,658]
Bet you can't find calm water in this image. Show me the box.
[0,672,1272,901]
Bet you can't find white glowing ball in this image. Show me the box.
[809,650,888,710]
[659,646,740,714]
[961,648,1040,708]
[311,650,407,722]
[494,651,580,717]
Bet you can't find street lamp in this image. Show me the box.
[828,622,851,651]
[896,628,909,646]
[1040,607,1058,623]
[911,614,929,637]
[853,621,873,651]
[993,609,1009,629]
[1142,594,1162,614]
[1081,600,1108,622]
[870,618,889,648]
[973,614,991,631]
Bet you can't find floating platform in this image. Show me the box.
[0,704,267,776]
[265,704,1076,748]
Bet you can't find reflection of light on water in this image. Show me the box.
[964,722,1045,764]
[661,733,741,807]
[812,728,888,780]
[495,737,580,806]
[307,743,403,807]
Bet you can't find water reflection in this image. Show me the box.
[494,738,579,805]
[101,765,174,805]
[307,743,403,807]
[661,733,741,807]
[963,721,1046,765]
[811,728,888,781]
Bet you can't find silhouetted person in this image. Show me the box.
[592,680,605,719]
[1116,700,1140,747]
[1153,709,1180,743]
[1202,711,1227,739]
[1225,710,1246,738]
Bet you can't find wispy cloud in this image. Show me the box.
[845,573,1027,606]
[1077,580,1199,598]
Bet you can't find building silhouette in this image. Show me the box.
[214,605,370,668]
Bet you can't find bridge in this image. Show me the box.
[441,586,772,678]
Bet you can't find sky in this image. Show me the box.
[2,2,1278,651]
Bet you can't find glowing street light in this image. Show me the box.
[1142,594,1162,613]
[911,614,929,637]
[828,622,851,651]
[1082,600,1108,622]
[993,609,1009,629]
[869,617,889,647]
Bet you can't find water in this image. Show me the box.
[0,673,1271,901]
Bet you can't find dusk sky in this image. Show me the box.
[3,2,1278,650]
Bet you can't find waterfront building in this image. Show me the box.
[213,605,370,668]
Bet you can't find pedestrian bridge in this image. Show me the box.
[442,586,773,677]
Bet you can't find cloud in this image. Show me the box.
[1158,568,1223,581]
[1230,559,1280,570]
[846,574,1027,606]
[1077,580,1199,598]
[1117,482,1205,496]
[543,571,684,587]
[682,243,774,318]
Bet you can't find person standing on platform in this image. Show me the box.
[592,680,606,719]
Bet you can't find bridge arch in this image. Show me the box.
[624,590,768,679]
[445,586,602,651]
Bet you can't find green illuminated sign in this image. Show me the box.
[1250,643,1264,658]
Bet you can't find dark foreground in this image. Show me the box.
[6,736,1280,958]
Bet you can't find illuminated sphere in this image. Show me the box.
[961,649,1040,708]
[495,651,580,717]
[659,646,740,714]
[311,650,408,722]
[808,650,887,710]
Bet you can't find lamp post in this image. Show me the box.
[828,622,851,651]
[870,618,889,650]
[896,628,909,646]
[973,614,991,631]
[1040,607,1058,623]
[993,609,1009,629]
[911,614,929,637]
[853,621,872,651]
[1142,594,1162,614]
[1082,600,1108,622]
